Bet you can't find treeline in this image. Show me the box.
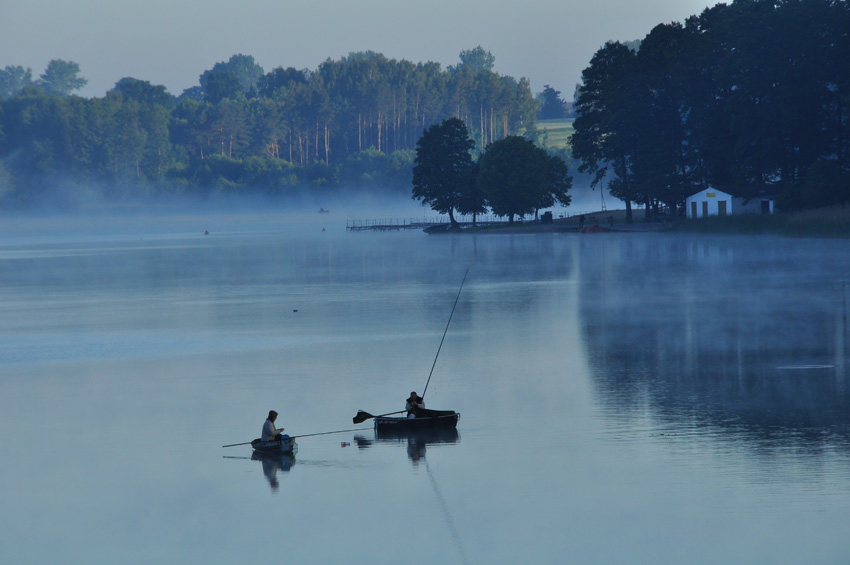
[571,0,850,220]
[0,48,538,206]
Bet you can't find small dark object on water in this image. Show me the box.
[204,230,209,235]
[293,309,298,312]
[580,225,611,233]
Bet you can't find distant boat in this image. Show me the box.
[251,435,297,455]
[318,208,330,213]
[579,224,611,233]
[374,409,460,432]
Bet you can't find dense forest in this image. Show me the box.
[0,47,539,207]
[571,0,850,220]
[1,0,849,215]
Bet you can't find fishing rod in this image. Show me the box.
[422,260,472,399]
[222,427,363,448]
[351,259,472,424]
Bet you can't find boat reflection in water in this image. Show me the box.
[355,428,460,463]
[251,451,296,491]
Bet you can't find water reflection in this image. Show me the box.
[354,429,460,463]
[579,235,850,451]
[251,451,297,491]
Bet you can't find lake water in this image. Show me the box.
[2,210,850,564]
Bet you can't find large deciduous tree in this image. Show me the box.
[200,54,265,98]
[571,42,640,222]
[454,46,496,73]
[37,60,87,97]
[205,72,243,104]
[111,78,174,109]
[478,136,571,222]
[412,118,477,227]
[0,65,33,100]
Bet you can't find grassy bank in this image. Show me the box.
[673,206,850,238]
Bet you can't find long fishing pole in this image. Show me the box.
[222,427,363,448]
[422,260,472,399]
[291,427,362,439]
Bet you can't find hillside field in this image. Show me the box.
[537,118,575,151]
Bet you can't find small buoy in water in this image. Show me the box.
[204,230,209,235]
[293,309,298,313]
[341,442,350,447]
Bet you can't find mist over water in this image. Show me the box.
[1,207,849,564]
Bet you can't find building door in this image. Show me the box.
[690,202,697,218]
[702,202,709,217]
[718,201,727,215]
[761,200,771,214]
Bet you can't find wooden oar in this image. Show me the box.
[352,409,406,424]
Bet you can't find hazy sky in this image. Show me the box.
[2,0,720,99]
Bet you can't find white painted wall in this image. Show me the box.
[686,188,774,218]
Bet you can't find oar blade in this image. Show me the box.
[352,410,374,424]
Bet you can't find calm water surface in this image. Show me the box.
[1,211,849,564]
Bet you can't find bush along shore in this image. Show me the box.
[432,206,850,238]
[672,206,850,239]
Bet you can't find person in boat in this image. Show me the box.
[405,391,425,418]
[262,410,285,441]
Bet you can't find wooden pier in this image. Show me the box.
[346,212,597,232]
[346,218,450,231]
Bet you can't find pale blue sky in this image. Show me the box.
[1,0,720,99]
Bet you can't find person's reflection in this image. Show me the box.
[252,452,295,491]
[407,436,427,463]
[374,429,459,464]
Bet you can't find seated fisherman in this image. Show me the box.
[262,410,285,441]
[405,391,425,419]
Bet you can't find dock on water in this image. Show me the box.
[346,218,450,231]
[346,214,528,231]
[345,211,605,232]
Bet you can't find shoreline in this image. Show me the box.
[428,209,672,234]
[431,206,850,239]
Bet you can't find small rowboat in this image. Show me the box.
[374,409,460,432]
[251,435,297,455]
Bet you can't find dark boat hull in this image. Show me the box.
[251,435,297,455]
[374,409,459,432]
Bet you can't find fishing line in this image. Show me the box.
[422,259,472,398]
[424,457,469,564]
[223,427,363,448]
[291,427,363,439]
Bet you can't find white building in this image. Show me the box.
[685,187,774,219]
